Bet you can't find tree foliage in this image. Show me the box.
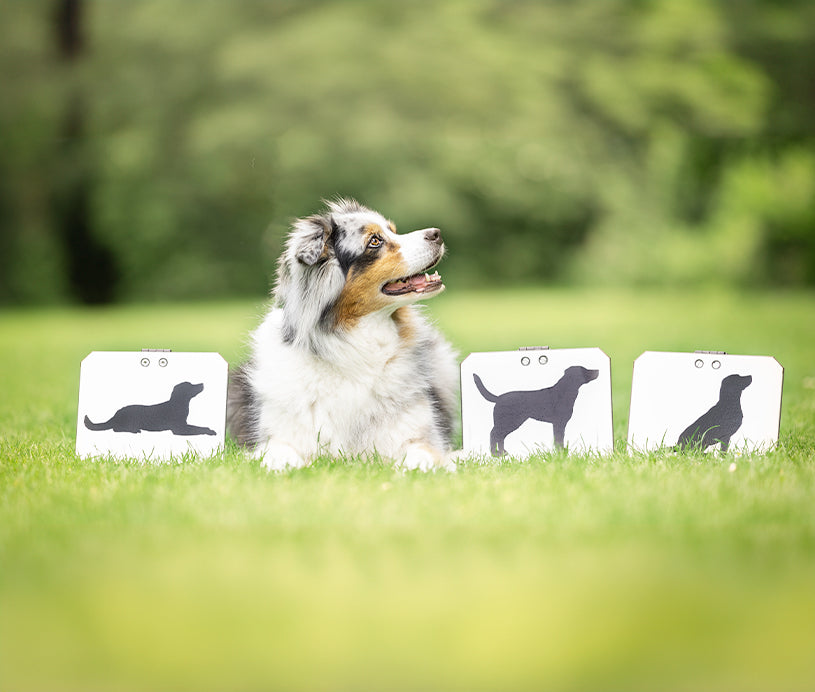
[1,0,814,303]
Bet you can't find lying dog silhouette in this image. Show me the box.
[474,365,600,456]
[84,381,216,436]
[675,373,752,452]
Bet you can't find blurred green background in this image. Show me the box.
[3,0,815,305]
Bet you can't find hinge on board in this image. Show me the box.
[141,348,172,352]
[518,346,550,351]
[694,350,726,355]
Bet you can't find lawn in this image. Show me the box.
[1,287,815,691]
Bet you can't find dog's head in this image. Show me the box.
[720,373,752,395]
[563,366,600,385]
[172,382,204,398]
[275,199,446,347]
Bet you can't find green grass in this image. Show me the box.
[2,288,815,691]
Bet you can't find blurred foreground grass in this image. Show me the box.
[1,288,815,691]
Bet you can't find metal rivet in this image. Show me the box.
[712,360,721,369]
[140,357,150,367]
[521,356,530,366]
[159,358,168,367]
[538,355,548,365]
[694,359,704,368]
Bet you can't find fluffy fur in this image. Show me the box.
[227,199,459,471]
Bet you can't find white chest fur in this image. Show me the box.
[249,308,447,462]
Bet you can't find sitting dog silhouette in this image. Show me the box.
[675,373,752,452]
[84,381,216,436]
[473,365,600,456]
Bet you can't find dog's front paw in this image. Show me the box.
[253,440,308,472]
[398,444,455,473]
[444,448,478,467]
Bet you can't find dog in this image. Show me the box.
[84,381,216,435]
[675,373,752,452]
[473,365,599,455]
[227,199,458,471]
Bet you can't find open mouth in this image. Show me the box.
[382,270,443,296]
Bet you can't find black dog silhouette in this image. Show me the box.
[675,373,752,452]
[473,365,600,456]
[84,381,216,436]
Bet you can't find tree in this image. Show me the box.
[52,0,118,304]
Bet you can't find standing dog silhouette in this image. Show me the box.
[473,365,599,456]
[675,373,752,452]
[84,381,216,436]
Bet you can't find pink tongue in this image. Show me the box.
[384,272,440,293]
[406,275,427,290]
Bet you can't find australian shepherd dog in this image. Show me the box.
[227,199,458,471]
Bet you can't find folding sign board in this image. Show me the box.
[76,351,228,460]
[627,351,783,453]
[461,347,613,457]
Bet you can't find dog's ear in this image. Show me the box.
[292,214,331,266]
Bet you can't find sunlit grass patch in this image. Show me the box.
[1,288,814,691]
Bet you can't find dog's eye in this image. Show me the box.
[368,236,383,249]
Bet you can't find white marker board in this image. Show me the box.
[76,351,227,460]
[461,348,613,458]
[627,351,783,453]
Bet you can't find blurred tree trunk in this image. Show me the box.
[53,0,118,304]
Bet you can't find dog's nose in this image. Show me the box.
[424,228,442,245]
